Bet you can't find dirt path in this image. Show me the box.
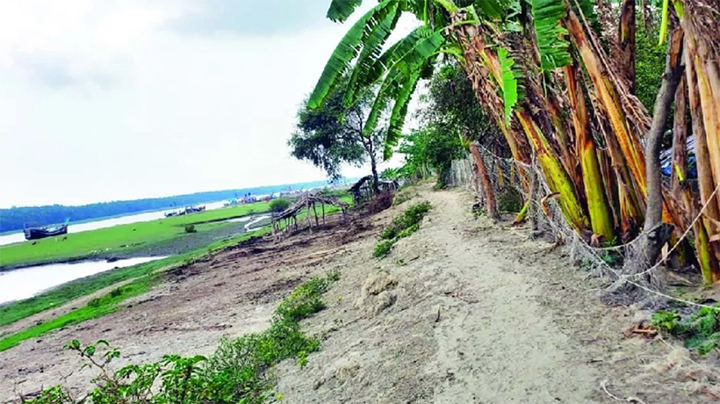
[1,186,717,403]
[275,185,718,403]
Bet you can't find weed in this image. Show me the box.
[651,305,720,355]
[373,240,395,258]
[374,201,431,259]
[184,224,197,233]
[497,188,523,213]
[23,271,340,404]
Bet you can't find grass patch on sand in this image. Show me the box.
[0,201,273,269]
[374,201,432,258]
[23,271,339,404]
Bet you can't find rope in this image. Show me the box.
[457,146,720,312]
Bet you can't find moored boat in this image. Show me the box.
[23,220,69,240]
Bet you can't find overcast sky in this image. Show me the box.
[0,0,417,208]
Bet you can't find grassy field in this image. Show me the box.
[0,229,271,351]
[0,192,352,351]
[0,201,272,269]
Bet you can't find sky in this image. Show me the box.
[0,0,417,208]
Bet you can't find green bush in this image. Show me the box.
[373,240,396,258]
[270,198,291,213]
[184,224,196,233]
[497,187,523,213]
[374,202,432,259]
[652,305,720,355]
[25,272,340,404]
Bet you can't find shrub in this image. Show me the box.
[497,187,523,213]
[184,224,196,233]
[652,305,720,355]
[25,272,340,404]
[373,240,395,258]
[270,198,291,213]
[374,201,432,259]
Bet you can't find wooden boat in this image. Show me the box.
[24,220,69,240]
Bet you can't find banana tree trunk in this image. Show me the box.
[619,0,637,93]
[469,141,500,220]
[566,63,615,241]
[671,78,688,196]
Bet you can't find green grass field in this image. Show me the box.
[0,229,271,351]
[0,201,272,268]
[0,192,352,351]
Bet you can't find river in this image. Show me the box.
[0,256,165,305]
[0,201,227,246]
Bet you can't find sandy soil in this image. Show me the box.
[1,185,718,403]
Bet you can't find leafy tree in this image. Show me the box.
[399,123,464,187]
[270,198,291,213]
[290,82,385,191]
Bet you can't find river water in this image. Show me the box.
[0,201,227,246]
[0,257,164,305]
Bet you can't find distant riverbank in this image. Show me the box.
[0,201,273,270]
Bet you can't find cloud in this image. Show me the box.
[168,0,333,37]
[11,51,120,90]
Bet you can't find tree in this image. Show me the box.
[315,0,720,284]
[270,198,291,213]
[289,82,385,191]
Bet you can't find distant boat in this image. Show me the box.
[24,219,69,240]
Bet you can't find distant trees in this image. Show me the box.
[289,81,385,192]
[270,198,291,213]
[0,181,330,233]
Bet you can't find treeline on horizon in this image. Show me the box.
[0,179,340,233]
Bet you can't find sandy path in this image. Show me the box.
[2,185,717,403]
[275,185,717,403]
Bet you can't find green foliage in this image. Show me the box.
[497,187,523,213]
[24,272,339,404]
[652,306,720,355]
[374,201,432,258]
[635,18,666,112]
[290,78,381,181]
[184,224,196,233]
[373,240,396,258]
[498,47,519,121]
[531,0,572,71]
[270,198,291,213]
[326,0,364,23]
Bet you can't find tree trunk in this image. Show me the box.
[642,28,685,267]
[469,141,500,220]
[619,0,637,93]
[370,155,380,194]
[671,78,689,196]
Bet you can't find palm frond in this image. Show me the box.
[531,0,572,70]
[384,70,423,159]
[498,47,518,122]
[309,0,397,109]
[327,0,364,23]
[362,30,445,138]
[343,3,401,107]
[344,26,433,107]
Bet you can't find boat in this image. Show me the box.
[24,220,69,240]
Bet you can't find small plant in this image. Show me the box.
[651,305,720,355]
[497,187,523,213]
[373,240,395,258]
[270,198,291,213]
[24,271,341,404]
[374,201,432,259]
[184,224,196,233]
